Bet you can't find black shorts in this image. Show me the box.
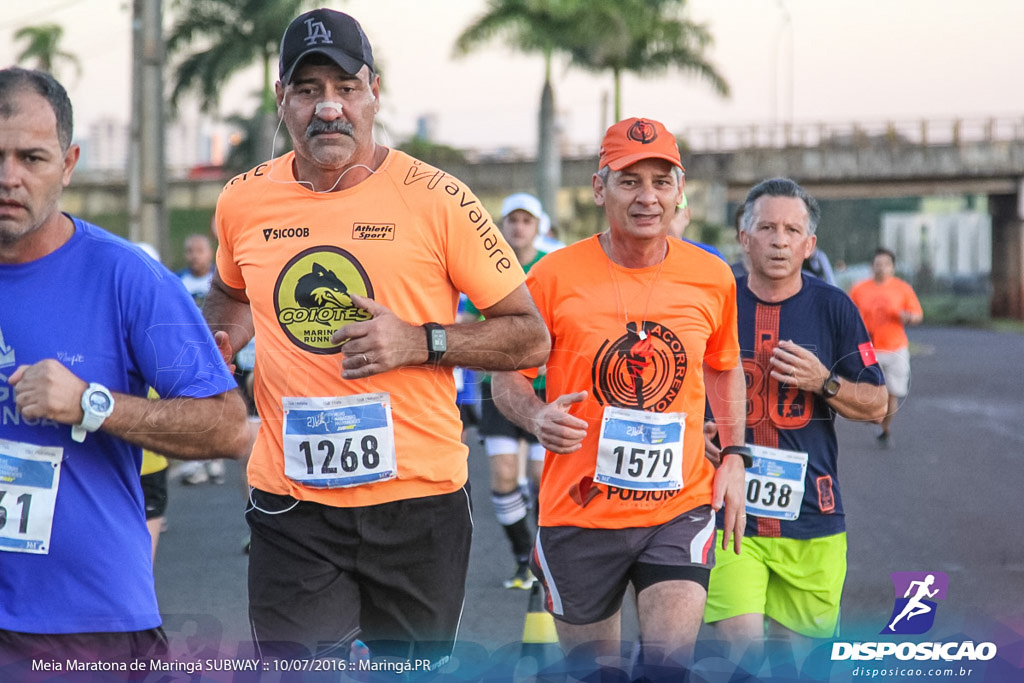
[246,485,473,667]
[478,382,543,442]
[458,403,479,429]
[141,468,168,520]
[0,627,167,679]
[531,506,716,625]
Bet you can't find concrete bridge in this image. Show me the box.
[445,117,1024,320]
[64,116,1024,319]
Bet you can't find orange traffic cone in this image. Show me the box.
[519,582,561,677]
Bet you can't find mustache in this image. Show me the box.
[306,119,354,139]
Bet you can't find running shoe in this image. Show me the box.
[504,564,536,590]
[207,459,226,485]
[180,464,209,485]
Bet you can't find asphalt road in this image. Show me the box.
[152,325,1024,677]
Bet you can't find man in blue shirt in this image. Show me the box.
[0,67,249,669]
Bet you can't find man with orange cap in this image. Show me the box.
[493,117,750,677]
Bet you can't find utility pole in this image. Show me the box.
[129,0,167,259]
[536,77,560,229]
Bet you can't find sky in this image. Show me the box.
[2,0,1024,154]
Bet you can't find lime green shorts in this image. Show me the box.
[704,531,847,638]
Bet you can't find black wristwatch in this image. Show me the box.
[423,322,447,364]
[821,371,841,398]
[720,445,754,469]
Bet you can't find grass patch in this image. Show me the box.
[919,294,990,326]
[987,318,1024,335]
[77,209,214,271]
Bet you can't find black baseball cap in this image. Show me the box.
[279,8,375,84]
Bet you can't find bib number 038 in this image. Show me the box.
[743,444,808,520]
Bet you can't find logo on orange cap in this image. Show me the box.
[598,117,683,172]
[627,119,659,144]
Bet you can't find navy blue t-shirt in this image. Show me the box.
[728,274,884,540]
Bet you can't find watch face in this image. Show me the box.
[430,328,447,352]
[88,391,112,412]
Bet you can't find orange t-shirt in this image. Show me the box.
[527,236,740,529]
[215,150,525,507]
[849,277,922,351]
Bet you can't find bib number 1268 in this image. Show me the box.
[298,435,380,475]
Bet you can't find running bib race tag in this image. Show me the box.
[594,406,685,491]
[744,444,808,520]
[282,394,396,489]
[0,438,63,555]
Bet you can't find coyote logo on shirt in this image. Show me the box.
[295,262,349,313]
[275,247,373,354]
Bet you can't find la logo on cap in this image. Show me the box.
[627,119,659,144]
[303,17,333,46]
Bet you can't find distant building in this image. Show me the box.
[78,116,229,174]
[880,211,992,289]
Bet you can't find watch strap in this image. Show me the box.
[821,372,841,398]
[423,322,445,364]
[720,445,754,469]
[78,383,114,436]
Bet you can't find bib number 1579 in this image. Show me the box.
[610,446,674,480]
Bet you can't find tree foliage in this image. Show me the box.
[165,0,310,115]
[563,0,728,120]
[455,0,728,123]
[14,24,81,80]
[454,0,580,71]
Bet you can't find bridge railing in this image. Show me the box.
[677,116,1024,152]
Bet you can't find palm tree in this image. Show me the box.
[165,0,310,164]
[14,24,81,81]
[454,0,579,221]
[566,0,729,121]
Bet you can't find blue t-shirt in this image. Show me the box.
[0,216,236,634]
[726,274,884,540]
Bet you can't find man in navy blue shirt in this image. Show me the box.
[704,178,887,671]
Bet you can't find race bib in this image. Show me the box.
[744,444,808,520]
[0,438,63,554]
[282,394,396,489]
[595,406,685,491]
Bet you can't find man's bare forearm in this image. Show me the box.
[705,364,747,449]
[104,390,251,460]
[440,312,550,371]
[202,276,254,357]
[492,370,544,432]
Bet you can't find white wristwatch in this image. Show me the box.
[71,383,115,443]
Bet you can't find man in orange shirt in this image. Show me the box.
[202,8,549,668]
[849,248,923,447]
[493,117,749,677]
